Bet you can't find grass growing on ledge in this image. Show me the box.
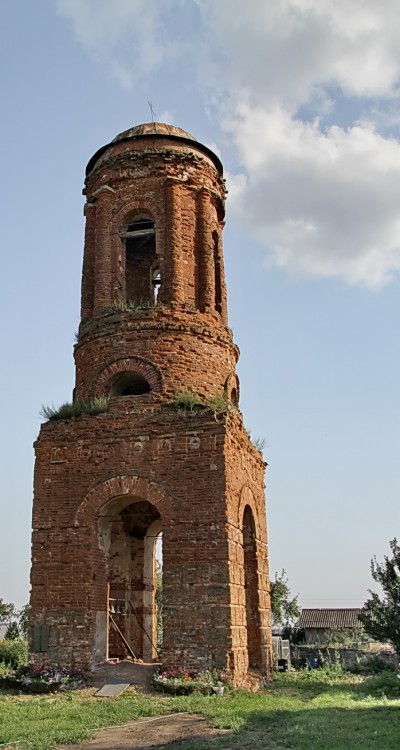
[169,390,234,416]
[169,390,204,413]
[40,397,109,421]
[206,391,233,415]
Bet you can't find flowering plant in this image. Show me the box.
[2,665,85,692]
[153,667,231,695]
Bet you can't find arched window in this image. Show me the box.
[110,371,151,397]
[120,217,160,305]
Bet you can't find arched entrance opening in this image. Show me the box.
[97,495,162,663]
[243,505,262,670]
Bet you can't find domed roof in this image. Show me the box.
[85,122,222,177]
[112,122,196,143]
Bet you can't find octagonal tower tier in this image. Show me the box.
[76,122,236,403]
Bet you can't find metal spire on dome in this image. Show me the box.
[148,101,157,133]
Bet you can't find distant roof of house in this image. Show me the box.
[297,608,364,629]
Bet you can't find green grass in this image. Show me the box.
[1,670,399,750]
[40,397,109,421]
[169,390,233,415]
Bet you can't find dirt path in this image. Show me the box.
[65,714,231,750]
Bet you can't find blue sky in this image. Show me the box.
[1,0,399,609]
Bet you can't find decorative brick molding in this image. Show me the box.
[74,474,174,527]
[111,201,162,235]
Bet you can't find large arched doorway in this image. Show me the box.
[97,495,162,663]
[243,505,262,670]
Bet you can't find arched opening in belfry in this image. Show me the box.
[212,231,222,314]
[120,217,159,305]
[109,371,151,397]
[97,496,162,663]
[243,505,262,670]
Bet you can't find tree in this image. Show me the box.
[270,570,301,627]
[0,600,29,640]
[359,538,400,656]
[0,599,16,626]
[5,621,20,640]
[18,604,30,639]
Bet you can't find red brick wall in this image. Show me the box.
[29,127,273,685]
[31,408,272,680]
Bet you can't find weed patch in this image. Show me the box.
[40,397,109,421]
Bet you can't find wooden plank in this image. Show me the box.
[32,624,50,652]
[106,583,110,660]
[109,614,137,660]
[95,680,130,698]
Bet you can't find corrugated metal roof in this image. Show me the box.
[297,608,364,629]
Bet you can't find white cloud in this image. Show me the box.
[197,0,400,107]
[56,0,169,86]
[224,105,400,288]
[198,0,400,287]
[57,0,400,287]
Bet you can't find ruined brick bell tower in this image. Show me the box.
[30,123,273,684]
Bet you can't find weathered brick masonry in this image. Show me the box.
[30,123,273,684]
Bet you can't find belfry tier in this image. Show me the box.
[75,123,239,404]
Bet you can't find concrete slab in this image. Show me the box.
[94,680,130,698]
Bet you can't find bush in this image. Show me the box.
[350,654,397,675]
[0,639,28,669]
[40,397,109,421]
[358,670,400,698]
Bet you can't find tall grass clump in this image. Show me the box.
[169,390,203,413]
[206,390,232,414]
[40,397,109,421]
[170,390,234,416]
